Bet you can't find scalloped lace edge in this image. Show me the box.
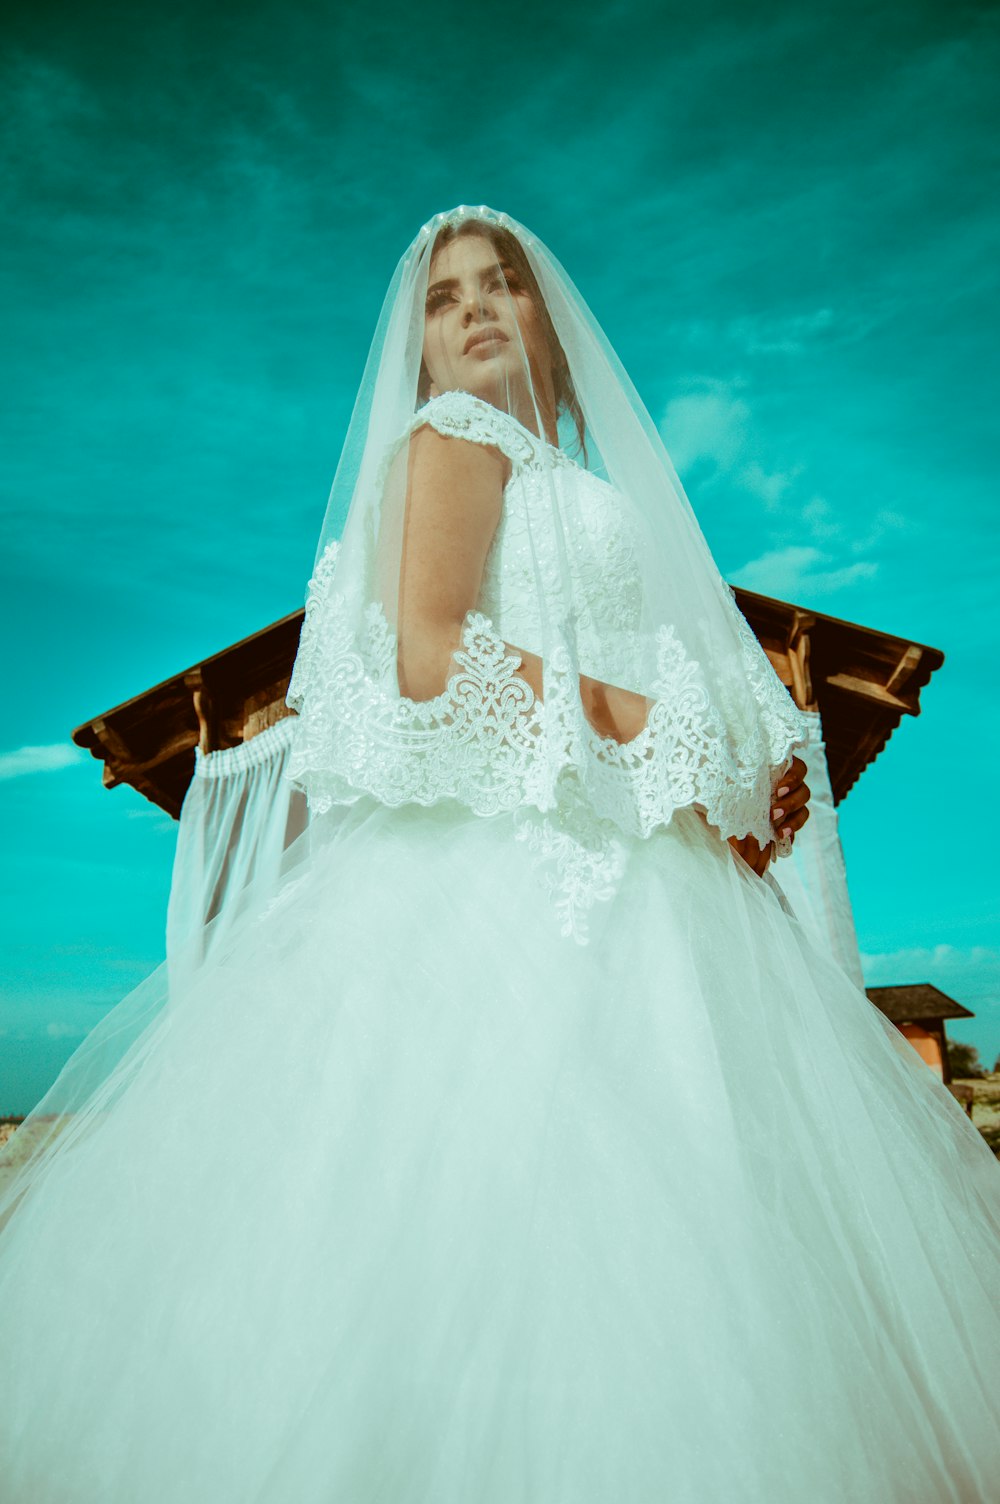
[285,541,807,942]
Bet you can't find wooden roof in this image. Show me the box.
[71,589,944,820]
[866,984,975,1024]
[739,590,943,804]
[72,611,305,817]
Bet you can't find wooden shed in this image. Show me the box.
[865,984,975,1085]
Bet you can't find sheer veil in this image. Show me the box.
[0,203,807,1226]
[286,204,807,865]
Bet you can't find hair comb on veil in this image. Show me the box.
[417,205,523,240]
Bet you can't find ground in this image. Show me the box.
[953,1073,1000,1159]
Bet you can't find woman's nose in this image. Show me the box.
[461,286,494,323]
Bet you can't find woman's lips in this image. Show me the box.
[464,329,508,354]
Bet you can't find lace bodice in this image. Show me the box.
[286,390,807,943]
[410,394,645,688]
[485,466,644,690]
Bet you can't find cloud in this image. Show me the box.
[730,308,837,355]
[659,382,889,594]
[660,385,751,473]
[124,806,176,833]
[660,383,804,511]
[44,1021,89,1040]
[660,303,876,367]
[0,744,85,780]
[862,944,1000,995]
[738,461,801,509]
[730,545,878,600]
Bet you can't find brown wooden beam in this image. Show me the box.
[884,644,924,697]
[90,718,169,807]
[185,668,215,756]
[91,721,199,778]
[786,613,817,712]
[824,673,914,713]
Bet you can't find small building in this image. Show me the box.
[865,984,975,1085]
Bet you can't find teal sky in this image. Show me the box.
[2,0,998,1112]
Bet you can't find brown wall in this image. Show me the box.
[898,1023,944,1078]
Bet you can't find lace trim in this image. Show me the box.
[512,783,629,947]
[286,540,341,722]
[288,574,550,819]
[286,391,808,942]
[285,541,806,942]
[381,389,578,484]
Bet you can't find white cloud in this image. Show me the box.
[663,307,873,363]
[862,944,1000,997]
[660,384,805,513]
[738,461,803,509]
[802,497,840,540]
[850,509,907,556]
[730,545,878,600]
[124,806,176,832]
[727,308,837,356]
[660,386,884,590]
[0,743,85,780]
[660,385,751,473]
[44,1021,88,1040]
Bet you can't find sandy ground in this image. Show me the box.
[958,1073,1000,1157]
[0,1116,68,1204]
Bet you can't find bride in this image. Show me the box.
[1,205,999,1503]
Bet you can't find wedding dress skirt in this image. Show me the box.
[1,797,999,1503]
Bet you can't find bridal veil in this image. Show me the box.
[286,204,807,852]
[0,204,807,1222]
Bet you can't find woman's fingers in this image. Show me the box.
[772,781,809,819]
[773,756,806,800]
[728,832,773,878]
[772,763,811,844]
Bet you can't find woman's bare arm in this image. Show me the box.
[395,426,650,744]
[396,425,811,859]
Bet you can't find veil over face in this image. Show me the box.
[286,204,807,937]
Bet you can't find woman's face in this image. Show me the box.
[421,234,552,410]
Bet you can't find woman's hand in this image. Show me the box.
[726,756,811,878]
[727,833,775,878]
[769,756,811,844]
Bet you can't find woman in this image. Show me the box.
[1,205,998,1503]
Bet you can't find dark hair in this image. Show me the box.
[418,220,586,456]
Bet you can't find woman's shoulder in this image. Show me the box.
[402,391,549,472]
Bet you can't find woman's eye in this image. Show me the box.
[425,289,455,312]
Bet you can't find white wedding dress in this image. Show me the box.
[2,399,1000,1503]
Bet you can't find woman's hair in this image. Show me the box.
[417,220,586,455]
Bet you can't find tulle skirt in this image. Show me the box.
[1,798,999,1502]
